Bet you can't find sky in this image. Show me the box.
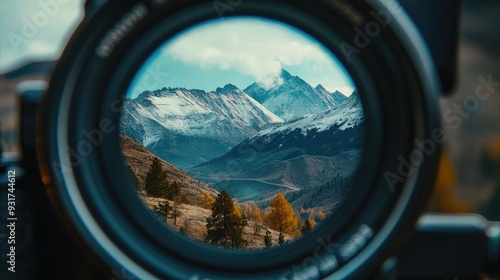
[128,17,356,98]
[0,3,355,97]
[0,0,83,73]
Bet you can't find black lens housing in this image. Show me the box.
[38,0,441,279]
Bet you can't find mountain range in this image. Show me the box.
[120,69,349,169]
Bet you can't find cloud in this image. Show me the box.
[163,18,335,89]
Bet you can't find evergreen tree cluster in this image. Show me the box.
[145,157,181,199]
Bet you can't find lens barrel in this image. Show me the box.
[38,0,441,279]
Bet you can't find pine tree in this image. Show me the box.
[301,219,313,234]
[165,180,181,200]
[153,200,172,223]
[206,190,248,249]
[269,192,298,234]
[145,157,168,198]
[278,232,285,245]
[197,191,215,209]
[264,230,272,248]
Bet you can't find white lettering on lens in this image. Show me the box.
[338,224,374,262]
[96,4,148,59]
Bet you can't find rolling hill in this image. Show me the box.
[120,133,218,203]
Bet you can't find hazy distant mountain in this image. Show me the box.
[0,60,55,78]
[187,93,364,205]
[244,70,341,120]
[120,85,283,168]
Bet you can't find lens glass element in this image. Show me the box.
[119,17,364,249]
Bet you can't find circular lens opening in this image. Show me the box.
[119,16,364,250]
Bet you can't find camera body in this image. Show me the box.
[1,0,499,279]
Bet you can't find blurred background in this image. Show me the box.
[0,0,499,220]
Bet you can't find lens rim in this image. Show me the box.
[38,0,441,279]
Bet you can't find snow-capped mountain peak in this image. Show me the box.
[244,69,341,120]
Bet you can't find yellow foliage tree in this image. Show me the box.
[251,206,263,234]
[269,192,298,234]
[251,206,263,223]
[308,218,316,228]
[262,209,271,227]
[292,228,302,237]
[242,203,252,219]
[197,191,215,209]
[317,209,326,220]
[233,204,242,218]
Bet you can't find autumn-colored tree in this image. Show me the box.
[233,204,242,218]
[251,205,263,234]
[269,192,298,234]
[309,218,316,229]
[307,211,317,225]
[292,228,302,237]
[197,191,215,209]
[262,209,271,227]
[145,157,168,198]
[206,190,248,249]
[242,203,252,219]
[317,209,326,220]
[307,208,314,217]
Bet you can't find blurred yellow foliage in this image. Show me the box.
[430,152,473,213]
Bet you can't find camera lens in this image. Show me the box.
[38,0,441,279]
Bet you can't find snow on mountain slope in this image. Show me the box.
[244,70,340,120]
[133,84,282,137]
[121,85,283,168]
[257,92,363,138]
